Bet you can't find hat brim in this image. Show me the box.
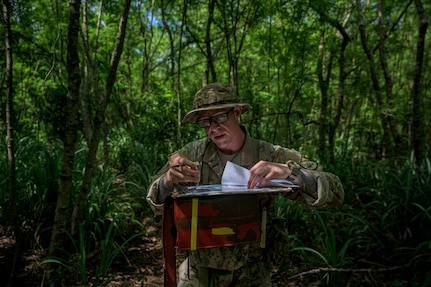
[182,103,252,124]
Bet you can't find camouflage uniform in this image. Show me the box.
[147,128,344,286]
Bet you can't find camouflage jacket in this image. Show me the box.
[146,128,344,270]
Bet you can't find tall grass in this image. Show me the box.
[3,135,430,286]
[275,155,431,286]
[49,144,150,286]
[1,135,153,286]
[0,136,62,247]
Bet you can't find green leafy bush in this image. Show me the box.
[274,156,431,286]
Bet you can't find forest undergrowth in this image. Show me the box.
[1,137,430,286]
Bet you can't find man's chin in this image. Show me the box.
[212,139,227,148]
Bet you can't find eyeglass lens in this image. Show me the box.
[197,108,233,128]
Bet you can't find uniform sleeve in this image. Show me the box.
[146,164,170,216]
[271,145,344,208]
[310,170,344,207]
[146,139,207,216]
[286,160,344,208]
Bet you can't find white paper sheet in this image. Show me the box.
[221,161,251,187]
[221,161,298,189]
[175,161,298,197]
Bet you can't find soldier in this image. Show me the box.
[147,83,344,286]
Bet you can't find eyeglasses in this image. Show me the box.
[196,108,234,128]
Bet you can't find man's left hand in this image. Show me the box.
[248,161,292,188]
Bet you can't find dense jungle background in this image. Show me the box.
[1,0,430,286]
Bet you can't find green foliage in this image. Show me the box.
[4,0,429,163]
[0,136,61,247]
[1,136,150,285]
[38,220,144,287]
[275,155,431,286]
[69,167,147,286]
[2,120,430,286]
[92,220,143,286]
[2,0,431,286]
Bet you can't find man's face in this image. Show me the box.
[197,107,243,154]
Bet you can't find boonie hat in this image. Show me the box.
[182,83,252,124]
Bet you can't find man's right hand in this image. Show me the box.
[166,157,200,185]
[157,158,200,203]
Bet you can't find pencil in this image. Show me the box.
[171,161,201,168]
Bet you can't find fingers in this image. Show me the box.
[169,166,200,183]
[248,161,291,188]
[167,157,200,184]
[248,163,271,188]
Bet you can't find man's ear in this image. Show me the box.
[234,106,243,117]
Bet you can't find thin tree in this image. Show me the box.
[377,0,401,151]
[48,0,81,269]
[217,0,261,86]
[356,0,392,158]
[160,0,181,144]
[138,0,155,94]
[175,0,188,146]
[205,0,217,83]
[71,0,132,234]
[411,0,428,166]
[311,2,351,164]
[316,28,334,162]
[79,0,102,145]
[2,0,19,286]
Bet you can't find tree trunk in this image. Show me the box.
[48,0,81,267]
[3,1,20,286]
[79,0,104,146]
[316,29,333,161]
[160,0,180,143]
[218,0,259,87]
[411,0,428,166]
[311,4,351,165]
[219,1,236,86]
[79,1,93,144]
[329,41,347,165]
[356,0,392,159]
[71,0,132,234]
[176,0,188,147]
[3,0,15,228]
[377,0,401,152]
[205,0,217,83]
[138,1,155,94]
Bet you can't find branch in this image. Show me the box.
[310,1,351,43]
[288,264,408,281]
[372,0,414,53]
[243,112,319,127]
